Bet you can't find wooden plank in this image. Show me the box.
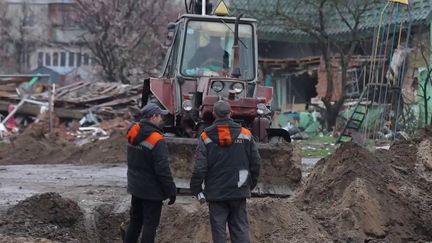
[61,94,114,104]
[0,85,17,92]
[55,81,86,92]
[0,100,87,119]
[0,77,30,84]
[99,85,117,95]
[55,82,91,99]
[93,95,140,108]
[0,90,18,99]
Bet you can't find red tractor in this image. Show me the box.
[141,0,290,143]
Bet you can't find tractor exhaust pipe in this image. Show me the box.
[230,14,243,78]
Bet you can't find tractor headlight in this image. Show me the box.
[257,103,269,115]
[257,107,264,115]
[211,81,224,93]
[182,100,193,111]
[232,82,244,93]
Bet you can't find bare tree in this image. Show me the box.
[13,1,34,73]
[234,0,379,130]
[0,0,10,70]
[74,0,181,84]
[0,0,48,73]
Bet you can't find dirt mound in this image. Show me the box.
[68,130,127,164]
[295,142,432,242]
[0,128,76,165]
[157,199,331,243]
[0,235,58,243]
[414,124,432,141]
[93,204,128,243]
[247,199,331,243]
[0,128,127,165]
[0,193,88,242]
[0,196,330,243]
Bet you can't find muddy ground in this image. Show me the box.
[0,128,302,195]
[0,126,431,242]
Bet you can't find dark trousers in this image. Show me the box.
[124,195,162,243]
[208,199,251,243]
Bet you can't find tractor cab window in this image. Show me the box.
[162,23,183,77]
[181,20,255,80]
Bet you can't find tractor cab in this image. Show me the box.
[142,1,287,142]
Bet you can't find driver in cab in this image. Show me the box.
[188,36,230,72]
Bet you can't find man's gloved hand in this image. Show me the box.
[168,195,176,205]
[197,192,206,204]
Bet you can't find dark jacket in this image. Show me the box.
[126,121,176,201]
[190,118,261,201]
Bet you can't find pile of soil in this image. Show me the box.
[157,199,331,243]
[0,129,127,165]
[0,193,88,242]
[294,139,432,242]
[68,130,127,164]
[0,196,331,243]
[0,235,58,243]
[0,128,76,165]
[93,204,128,243]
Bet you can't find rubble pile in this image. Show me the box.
[0,79,139,146]
[0,80,142,121]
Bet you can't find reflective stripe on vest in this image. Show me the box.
[238,127,252,140]
[201,131,213,145]
[127,123,141,144]
[216,124,232,146]
[140,132,164,150]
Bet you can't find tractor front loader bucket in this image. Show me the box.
[166,137,302,197]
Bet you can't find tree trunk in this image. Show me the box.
[322,98,345,131]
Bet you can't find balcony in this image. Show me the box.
[50,27,87,43]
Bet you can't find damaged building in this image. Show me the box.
[231,0,432,136]
[0,0,97,82]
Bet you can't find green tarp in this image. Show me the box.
[276,111,320,135]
